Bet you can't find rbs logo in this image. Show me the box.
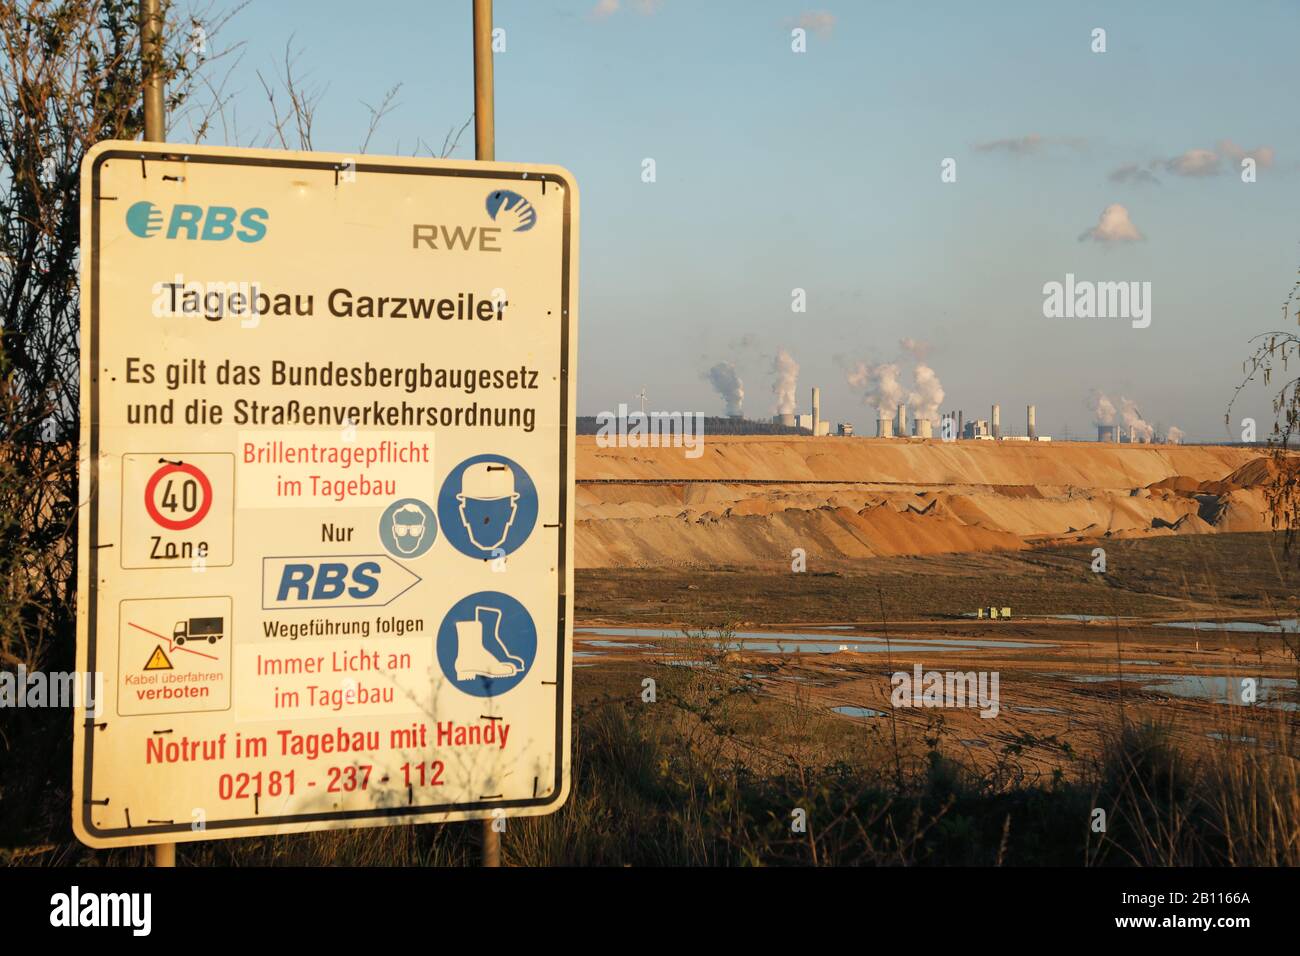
[277,562,380,602]
[125,201,268,242]
[262,555,420,610]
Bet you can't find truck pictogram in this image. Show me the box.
[173,616,224,645]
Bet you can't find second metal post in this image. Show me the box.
[472,0,500,870]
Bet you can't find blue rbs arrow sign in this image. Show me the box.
[261,554,421,610]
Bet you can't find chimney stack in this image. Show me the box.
[1027,404,1036,440]
[991,404,1001,440]
[812,387,821,437]
[896,403,907,437]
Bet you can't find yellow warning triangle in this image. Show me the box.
[144,645,173,671]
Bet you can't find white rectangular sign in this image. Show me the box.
[74,142,577,846]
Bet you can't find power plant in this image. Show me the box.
[744,348,1179,444]
[750,385,1187,444]
[771,385,829,435]
[783,395,1057,442]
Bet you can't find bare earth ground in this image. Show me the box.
[572,533,1300,779]
[575,436,1279,567]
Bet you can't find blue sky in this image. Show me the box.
[199,0,1300,440]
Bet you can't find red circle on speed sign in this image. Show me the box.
[143,462,214,531]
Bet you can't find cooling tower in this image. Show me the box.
[914,419,933,439]
[779,413,796,427]
[1098,424,1117,443]
[877,413,894,438]
[1027,404,1036,440]
[992,404,1001,440]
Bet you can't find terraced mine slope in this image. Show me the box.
[575,436,1278,567]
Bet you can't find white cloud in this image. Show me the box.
[973,133,1087,156]
[1078,204,1143,243]
[975,133,1044,155]
[792,11,835,36]
[592,0,662,18]
[1112,140,1277,182]
[1164,147,1221,177]
[1217,139,1275,169]
[1108,163,1160,185]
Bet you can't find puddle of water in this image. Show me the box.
[959,739,990,748]
[1120,660,1162,666]
[1062,672,1298,710]
[1013,705,1064,715]
[1050,614,1123,622]
[1064,672,1167,684]
[576,627,1051,653]
[1141,675,1297,710]
[831,705,885,719]
[1155,619,1299,633]
[1206,732,1257,744]
[917,637,1052,650]
[580,640,657,650]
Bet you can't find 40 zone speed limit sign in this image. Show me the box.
[144,461,214,531]
[74,141,578,847]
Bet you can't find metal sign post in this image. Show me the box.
[473,0,495,163]
[140,0,172,869]
[473,0,500,869]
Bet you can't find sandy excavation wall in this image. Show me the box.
[574,436,1278,568]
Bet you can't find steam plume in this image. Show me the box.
[1089,390,1117,425]
[846,339,944,424]
[905,346,945,422]
[706,362,744,416]
[847,360,905,415]
[1119,398,1154,442]
[770,348,799,416]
